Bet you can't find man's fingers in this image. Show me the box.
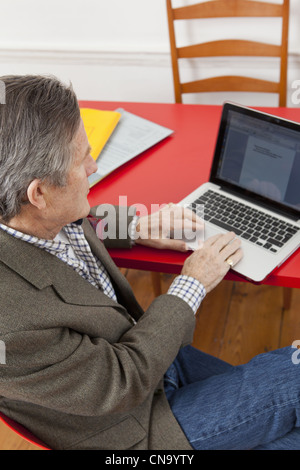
[220,237,242,260]
[227,248,243,268]
[170,219,204,239]
[203,232,243,267]
[203,232,226,248]
[206,231,237,251]
[165,239,189,252]
[161,204,204,226]
[146,238,188,252]
[181,207,204,224]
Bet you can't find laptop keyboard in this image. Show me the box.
[188,189,300,253]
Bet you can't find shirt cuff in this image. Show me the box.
[167,275,206,315]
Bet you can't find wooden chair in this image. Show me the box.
[166,0,290,106]
[0,411,50,450]
[160,0,292,308]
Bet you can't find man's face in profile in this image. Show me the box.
[44,119,98,226]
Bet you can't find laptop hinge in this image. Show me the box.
[219,187,300,222]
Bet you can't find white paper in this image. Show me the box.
[240,135,296,201]
[88,108,174,187]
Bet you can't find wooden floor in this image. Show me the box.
[1,268,299,450]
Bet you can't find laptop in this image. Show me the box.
[178,102,300,282]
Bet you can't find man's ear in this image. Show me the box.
[27,179,47,210]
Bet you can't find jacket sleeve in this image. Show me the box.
[0,213,195,419]
[0,289,195,418]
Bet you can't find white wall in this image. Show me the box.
[0,0,299,106]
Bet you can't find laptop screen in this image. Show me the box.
[211,103,300,219]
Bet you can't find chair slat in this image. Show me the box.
[166,0,289,106]
[178,40,281,59]
[173,0,283,20]
[181,76,280,94]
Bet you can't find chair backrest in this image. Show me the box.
[0,411,50,450]
[166,0,290,105]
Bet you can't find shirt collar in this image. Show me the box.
[0,222,79,254]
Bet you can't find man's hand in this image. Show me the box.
[181,232,243,293]
[135,204,204,252]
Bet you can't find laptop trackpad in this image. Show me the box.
[184,224,221,251]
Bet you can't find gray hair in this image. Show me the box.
[0,75,81,222]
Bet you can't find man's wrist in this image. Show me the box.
[167,275,206,315]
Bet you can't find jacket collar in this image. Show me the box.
[82,219,144,320]
[0,219,144,320]
[0,223,125,311]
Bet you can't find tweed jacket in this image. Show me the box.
[0,213,195,450]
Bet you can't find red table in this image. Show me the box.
[81,100,300,289]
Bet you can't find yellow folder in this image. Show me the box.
[80,108,121,161]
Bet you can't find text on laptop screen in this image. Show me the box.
[216,110,300,213]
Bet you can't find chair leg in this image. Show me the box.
[282,287,292,310]
[151,272,162,297]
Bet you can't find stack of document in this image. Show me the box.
[81,108,174,188]
[80,108,121,161]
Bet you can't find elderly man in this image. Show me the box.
[0,75,299,451]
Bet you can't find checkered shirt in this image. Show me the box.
[167,275,206,314]
[0,220,206,314]
[0,221,118,302]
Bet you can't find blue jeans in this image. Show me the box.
[164,345,300,449]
